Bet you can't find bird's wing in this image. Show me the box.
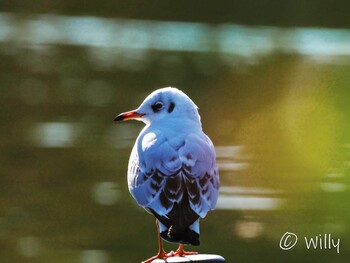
[178,133,219,217]
[128,129,219,218]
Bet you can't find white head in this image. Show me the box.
[114,87,201,126]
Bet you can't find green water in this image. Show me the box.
[0,13,350,263]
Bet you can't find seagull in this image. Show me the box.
[114,87,219,263]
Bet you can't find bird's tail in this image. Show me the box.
[160,225,200,246]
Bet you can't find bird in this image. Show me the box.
[114,87,219,263]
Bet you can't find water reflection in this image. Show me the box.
[217,186,282,210]
[320,182,348,193]
[17,237,42,258]
[1,12,350,64]
[33,122,78,148]
[81,250,109,263]
[215,145,250,171]
[217,195,281,210]
[92,182,120,205]
[234,219,264,239]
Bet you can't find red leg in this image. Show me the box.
[174,244,198,257]
[142,220,169,263]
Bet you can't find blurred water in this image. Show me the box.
[0,11,350,263]
[2,12,350,64]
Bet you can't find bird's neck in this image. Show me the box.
[148,117,202,133]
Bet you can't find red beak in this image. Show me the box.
[114,110,144,121]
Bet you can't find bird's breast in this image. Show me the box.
[141,132,158,152]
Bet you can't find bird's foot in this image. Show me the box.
[173,245,198,257]
[142,249,170,263]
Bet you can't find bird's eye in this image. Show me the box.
[151,101,164,112]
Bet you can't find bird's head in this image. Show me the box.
[114,87,200,126]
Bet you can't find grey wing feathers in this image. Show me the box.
[127,130,219,218]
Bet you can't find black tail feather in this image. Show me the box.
[160,226,200,246]
[148,176,200,246]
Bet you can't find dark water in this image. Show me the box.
[0,13,350,263]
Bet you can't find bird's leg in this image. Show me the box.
[174,244,198,257]
[142,219,168,263]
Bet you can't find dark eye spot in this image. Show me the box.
[152,101,163,112]
[167,102,175,113]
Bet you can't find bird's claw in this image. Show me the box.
[142,249,198,262]
[174,245,198,257]
[142,249,169,263]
